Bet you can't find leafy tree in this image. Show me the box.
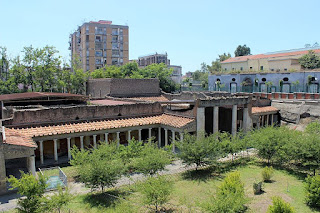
[262,166,274,182]
[299,50,320,69]
[8,172,47,213]
[176,133,220,170]
[297,134,320,175]
[120,62,139,77]
[267,196,295,213]
[139,175,173,212]
[219,53,232,62]
[234,44,251,57]
[305,175,320,208]
[71,143,124,192]
[0,46,9,80]
[135,143,172,176]
[207,53,231,73]
[44,187,73,213]
[202,171,247,212]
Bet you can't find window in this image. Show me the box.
[112,43,118,49]
[112,58,119,65]
[112,50,119,56]
[224,68,227,71]
[95,58,102,65]
[95,36,101,42]
[284,68,288,71]
[271,69,274,71]
[112,36,118,42]
[86,35,89,41]
[216,78,220,81]
[232,78,236,82]
[260,66,264,70]
[86,50,89,57]
[250,67,253,70]
[95,51,102,57]
[232,68,235,71]
[262,78,266,82]
[283,77,289,82]
[103,51,107,57]
[103,36,107,42]
[112,28,118,35]
[95,43,103,49]
[86,25,89,34]
[120,28,123,35]
[240,67,243,71]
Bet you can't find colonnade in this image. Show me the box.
[256,113,276,128]
[38,127,184,164]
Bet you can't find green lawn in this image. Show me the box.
[59,159,318,213]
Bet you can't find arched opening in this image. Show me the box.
[241,78,253,92]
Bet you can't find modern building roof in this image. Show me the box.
[0,92,85,102]
[222,49,320,64]
[11,114,195,138]
[251,106,279,114]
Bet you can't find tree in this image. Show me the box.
[8,172,47,213]
[267,196,295,213]
[219,53,231,62]
[176,133,220,170]
[71,143,125,192]
[0,46,9,80]
[305,121,320,135]
[299,50,320,69]
[305,175,320,208]
[139,175,173,212]
[234,44,251,57]
[135,143,172,176]
[202,171,247,212]
[207,53,231,73]
[44,187,73,213]
[297,134,320,175]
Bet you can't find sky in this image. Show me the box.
[0,0,319,73]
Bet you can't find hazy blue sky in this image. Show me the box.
[1,0,319,73]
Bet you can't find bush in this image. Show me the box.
[267,196,295,213]
[253,181,263,195]
[202,171,247,212]
[262,166,274,182]
[305,175,320,208]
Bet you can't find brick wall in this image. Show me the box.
[87,78,160,98]
[4,102,163,127]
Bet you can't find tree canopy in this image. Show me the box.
[299,50,320,69]
[234,44,251,57]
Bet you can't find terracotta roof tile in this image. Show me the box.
[4,128,37,148]
[127,96,169,102]
[252,106,279,114]
[10,114,195,138]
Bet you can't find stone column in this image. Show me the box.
[213,106,219,133]
[148,128,152,140]
[128,130,131,141]
[39,140,44,165]
[266,114,270,126]
[104,132,109,143]
[261,115,265,127]
[138,129,142,141]
[243,106,249,132]
[28,156,36,176]
[180,132,184,142]
[172,130,176,152]
[53,139,58,162]
[158,127,161,147]
[0,149,7,194]
[67,138,71,160]
[93,135,97,149]
[116,132,120,146]
[196,107,205,137]
[80,136,84,150]
[164,128,168,146]
[271,114,274,125]
[232,105,237,136]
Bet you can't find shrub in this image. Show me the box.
[202,171,247,212]
[267,196,295,213]
[305,175,320,208]
[262,166,274,182]
[253,181,263,195]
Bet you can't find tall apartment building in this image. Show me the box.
[69,20,129,72]
[137,53,182,84]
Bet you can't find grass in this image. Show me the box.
[11,159,319,212]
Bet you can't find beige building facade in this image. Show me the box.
[221,48,320,72]
[70,20,129,72]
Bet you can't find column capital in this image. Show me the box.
[67,137,71,140]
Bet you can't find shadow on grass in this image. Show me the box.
[182,158,251,182]
[83,189,129,209]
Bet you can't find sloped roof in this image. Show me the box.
[3,128,37,148]
[222,49,320,64]
[252,106,279,114]
[11,114,195,138]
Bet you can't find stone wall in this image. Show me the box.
[162,91,229,101]
[87,78,160,98]
[4,102,163,127]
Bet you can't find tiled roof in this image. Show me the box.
[3,128,37,148]
[12,114,195,138]
[222,49,320,64]
[252,106,279,114]
[127,96,169,102]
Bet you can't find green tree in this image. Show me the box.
[135,143,172,176]
[305,175,320,208]
[207,53,231,73]
[8,172,47,213]
[139,175,173,212]
[299,50,320,69]
[202,171,247,212]
[297,134,320,175]
[0,46,9,80]
[120,62,139,77]
[267,196,295,213]
[176,133,220,170]
[44,187,73,213]
[234,44,251,57]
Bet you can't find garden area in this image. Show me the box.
[5,121,320,212]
